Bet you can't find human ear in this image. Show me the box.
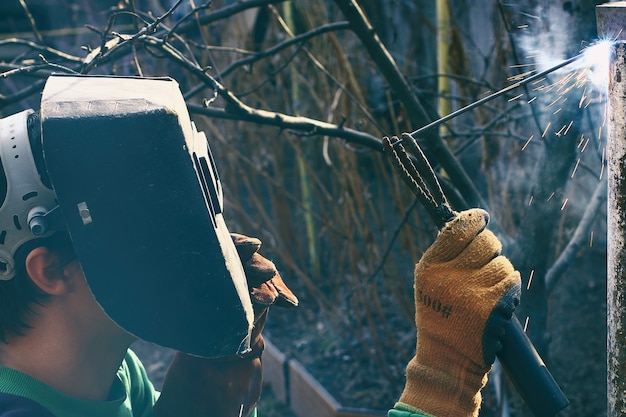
[25,247,72,295]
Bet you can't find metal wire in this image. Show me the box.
[409,50,587,138]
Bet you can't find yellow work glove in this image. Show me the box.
[397,209,521,417]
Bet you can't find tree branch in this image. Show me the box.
[545,179,607,293]
[218,21,350,79]
[175,0,288,35]
[333,0,486,209]
[187,103,382,151]
[136,35,382,151]
[0,79,46,108]
[0,39,83,63]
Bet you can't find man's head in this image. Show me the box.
[0,74,256,358]
[0,110,63,280]
[0,110,76,342]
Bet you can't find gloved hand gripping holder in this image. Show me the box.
[383,133,569,417]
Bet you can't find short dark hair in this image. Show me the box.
[0,233,76,342]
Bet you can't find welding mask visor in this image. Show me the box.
[39,74,253,358]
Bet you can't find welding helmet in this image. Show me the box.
[0,74,254,358]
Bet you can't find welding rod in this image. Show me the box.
[409,50,586,138]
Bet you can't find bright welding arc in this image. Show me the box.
[409,47,597,138]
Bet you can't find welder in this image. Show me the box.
[0,74,520,417]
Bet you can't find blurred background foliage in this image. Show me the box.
[0,1,607,416]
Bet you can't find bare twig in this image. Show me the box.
[218,21,350,80]
[18,0,44,44]
[333,0,485,208]
[0,39,83,63]
[164,1,213,42]
[269,5,385,135]
[545,179,607,292]
[0,79,45,108]
[188,103,382,151]
[0,55,76,78]
[82,0,185,73]
[176,0,287,35]
[128,34,382,151]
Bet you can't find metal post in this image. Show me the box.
[597,3,626,416]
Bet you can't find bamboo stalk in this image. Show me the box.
[436,0,451,137]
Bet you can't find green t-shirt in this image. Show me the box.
[0,350,423,417]
[389,402,434,417]
[0,349,157,417]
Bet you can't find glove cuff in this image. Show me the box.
[399,340,489,417]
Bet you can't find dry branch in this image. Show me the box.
[333,0,486,209]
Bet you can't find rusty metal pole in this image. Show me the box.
[597,3,626,416]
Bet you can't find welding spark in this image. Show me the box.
[509,70,536,81]
[408,44,599,138]
[578,88,587,108]
[600,163,605,180]
[554,121,571,135]
[522,134,534,151]
[581,137,590,152]
[571,158,580,178]
[532,39,613,90]
[564,120,573,135]
[527,269,535,290]
[600,147,606,180]
[405,40,614,139]
[581,39,613,90]
[511,63,535,68]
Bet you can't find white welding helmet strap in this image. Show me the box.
[0,110,58,280]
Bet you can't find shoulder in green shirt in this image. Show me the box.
[0,349,158,417]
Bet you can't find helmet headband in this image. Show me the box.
[0,110,59,279]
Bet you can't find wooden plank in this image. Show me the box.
[262,338,287,404]
[263,337,388,417]
[288,358,340,417]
